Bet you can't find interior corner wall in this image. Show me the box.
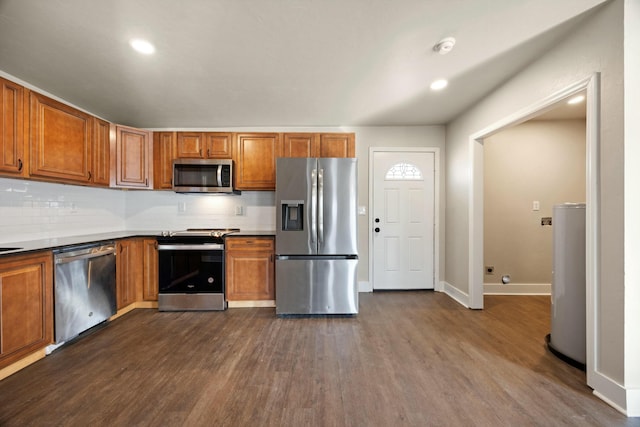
[483,119,586,286]
[445,0,624,388]
[624,0,640,416]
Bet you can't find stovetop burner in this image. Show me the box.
[160,228,240,238]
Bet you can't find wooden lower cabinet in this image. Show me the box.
[0,251,53,369]
[225,237,275,302]
[116,239,143,309]
[142,238,158,301]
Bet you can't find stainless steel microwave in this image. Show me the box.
[172,159,234,193]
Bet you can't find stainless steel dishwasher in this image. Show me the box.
[53,241,117,344]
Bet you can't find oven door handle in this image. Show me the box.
[157,244,224,250]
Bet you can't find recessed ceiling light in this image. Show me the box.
[567,95,585,105]
[130,38,155,55]
[430,79,448,91]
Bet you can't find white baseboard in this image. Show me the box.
[483,283,551,295]
[626,387,640,417]
[442,281,470,308]
[358,281,372,293]
[590,365,628,416]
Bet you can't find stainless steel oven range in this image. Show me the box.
[157,228,239,311]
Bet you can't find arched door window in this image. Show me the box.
[385,162,423,180]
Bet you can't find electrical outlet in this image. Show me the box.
[485,266,494,275]
[235,205,244,216]
[532,200,540,211]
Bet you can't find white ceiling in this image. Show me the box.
[0,0,607,128]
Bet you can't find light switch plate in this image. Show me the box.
[532,201,540,211]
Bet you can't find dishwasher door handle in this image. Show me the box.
[55,247,116,264]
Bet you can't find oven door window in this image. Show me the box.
[159,250,224,294]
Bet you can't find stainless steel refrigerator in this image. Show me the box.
[275,157,358,315]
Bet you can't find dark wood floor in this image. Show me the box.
[0,292,637,426]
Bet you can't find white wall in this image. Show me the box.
[0,177,126,244]
[623,0,640,416]
[445,0,626,409]
[484,119,586,286]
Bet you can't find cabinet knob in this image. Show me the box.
[17,159,23,172]
[88,171,92,181]
[374,227,380,233]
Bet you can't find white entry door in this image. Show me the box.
[372,151,435,290]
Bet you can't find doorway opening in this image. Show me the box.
[468,74,600,388]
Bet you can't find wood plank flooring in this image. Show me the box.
[0,292,637,426]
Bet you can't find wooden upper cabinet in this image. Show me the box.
[204,132,232,159]
[153,131,175,190]
[318,133,355,158]
[176,132,232,159]
[29,92,93,184]
[234,133,281,190]
[175,132,203,158]
[91,118,111,186]
[281,133,318,158]
[112,125,152,189]
[0,77,26,177]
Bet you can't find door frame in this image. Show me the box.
[368,147,441,292]
[467,74,599,388]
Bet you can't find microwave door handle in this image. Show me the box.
[311,168,317,244]
[217,165,222,187]
[318,168,324,246]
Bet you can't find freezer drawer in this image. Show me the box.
[276,257,358,315]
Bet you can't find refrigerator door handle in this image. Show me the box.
[318,168,324,245]
[311,168,317,244]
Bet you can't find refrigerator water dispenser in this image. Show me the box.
[281,200,304,231]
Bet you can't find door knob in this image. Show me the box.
[374,227,380,233]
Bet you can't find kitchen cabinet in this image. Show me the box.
[142,238,158,301]
[318,133,355,158]
[176,132,232,159]
[281,132,356,158]
[0,251,53,369]
[112,125,152,189]
[225,237,275,302]
[153,131,175,190]
[29,91,93,184]
[234,133,281,190]
[282,133,318,158]
[91,117,111,186]
[0,77,27,177]
[116,238,143,309]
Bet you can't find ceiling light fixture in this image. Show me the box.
[433,37,456,55]
[567,95,585,105]
[430,79,448,91]
[130,38,155,55]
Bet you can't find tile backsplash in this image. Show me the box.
[0,177,276,244]
[0,178,126,244]
[124,190,276,231]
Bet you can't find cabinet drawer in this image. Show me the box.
[226,237,274,252]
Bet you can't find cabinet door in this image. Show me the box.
[234,133,281,190]
[176,132,204,158]
[281,133,318,158]
[142,239,158,301]
[318,133,355,158]
[0,77,26,177]
[153,132,175,190]
[91,118,111,186]
[226,238,275,301]
[204,132,232,159]
[114,125,152,188]
[0,251,53,368]
[116,239,143,309]
[30,92,92,183]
